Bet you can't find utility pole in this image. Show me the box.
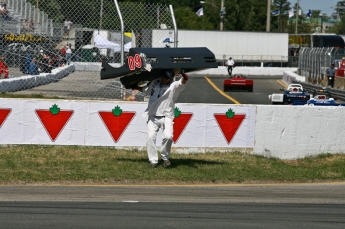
[295,0,299,34]
[100,0,103,29]
[220,0,224,30]
[36,0,39,24]
[266,0,271,32]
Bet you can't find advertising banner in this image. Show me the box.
[0,99,256,148]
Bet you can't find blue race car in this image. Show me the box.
[269,84,310,105]
[293,89,345,106]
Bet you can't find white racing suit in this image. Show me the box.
[143,78,186,163]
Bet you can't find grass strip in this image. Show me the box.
[0,145,344,185]
[0,92,62,99]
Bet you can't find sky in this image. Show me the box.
[290,0,339,16]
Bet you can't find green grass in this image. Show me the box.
[0,92,63,99]
[0,145,344,184]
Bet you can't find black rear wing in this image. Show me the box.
[100,47,218,88]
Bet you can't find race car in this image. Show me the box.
[268,84,310,105]
[293,89,345,106]
[223,74,253,92]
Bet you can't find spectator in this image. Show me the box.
[49,54,59,68]
[29,58,39,75]
[24,52,32,74]
[41,53,52,73]
[63,18,73,39]
[1,8,11,20]
[57,48,65,66]
[0,2,5,14]
[22,19,31,33]
[36,50,45,71]
[29,18,35,32]
[1,2,11,20]
[325,63,336,88]
[0,56,9,79]
[65,45,72,65]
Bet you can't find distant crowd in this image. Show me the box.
[21,18,36,33]
[0,44,73,79]
[20,45,73,75]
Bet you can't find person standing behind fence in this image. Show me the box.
[225,57,235,76]
[325,63,336,88]
[24,52,32,74]
[1,2,11,20]
[0,56,9,79]
[22,19,31,33]
[29,18,35,32]
[29,58,39,75]
[65,45,72,65]
[64,18,73,39]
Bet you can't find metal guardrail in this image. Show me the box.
[292,79,345,102]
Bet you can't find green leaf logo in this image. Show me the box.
[49,104,60,115]
[226,108,235,119]
[112,106,122,116]
[174,107,181,118]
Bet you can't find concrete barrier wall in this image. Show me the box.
[253,105,345,159]
[188,66,297,76]
[0,65,75,92]
[0,98,344,159]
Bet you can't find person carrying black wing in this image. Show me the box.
[134,69,188,168]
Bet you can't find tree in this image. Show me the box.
[174,7,213,30]
[272,0,291,32]
[223,0,253,31]
[245,0,268,31]
[329,13,345,34]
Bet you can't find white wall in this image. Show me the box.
[253,105,345,159]
[175,30,288,61]
[0,98,345,159]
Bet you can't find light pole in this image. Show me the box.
[100,0,103,29]
[36,0,39,24]
[220,0,224,30]
[266,0,271,32]
[200,1,205,29]
[319,13,324,33]
[295,0,299,34]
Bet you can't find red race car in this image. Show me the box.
[223,74,253,92]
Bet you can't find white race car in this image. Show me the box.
[268,84,310,105]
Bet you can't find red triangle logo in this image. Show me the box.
[214,113,246,144]
[0,108,11,128]
[173,113,193,143]
[99,111,136,143]
[35,110,74,142]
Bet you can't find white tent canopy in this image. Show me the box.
[94,35,131,53]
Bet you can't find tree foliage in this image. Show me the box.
[23,0,340,34]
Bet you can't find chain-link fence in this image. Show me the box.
[298,47,345,88]
[0,0,176,101]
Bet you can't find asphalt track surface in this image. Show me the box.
[177,75,283,105]
[11,71,283,104]
[1,183,345,229]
